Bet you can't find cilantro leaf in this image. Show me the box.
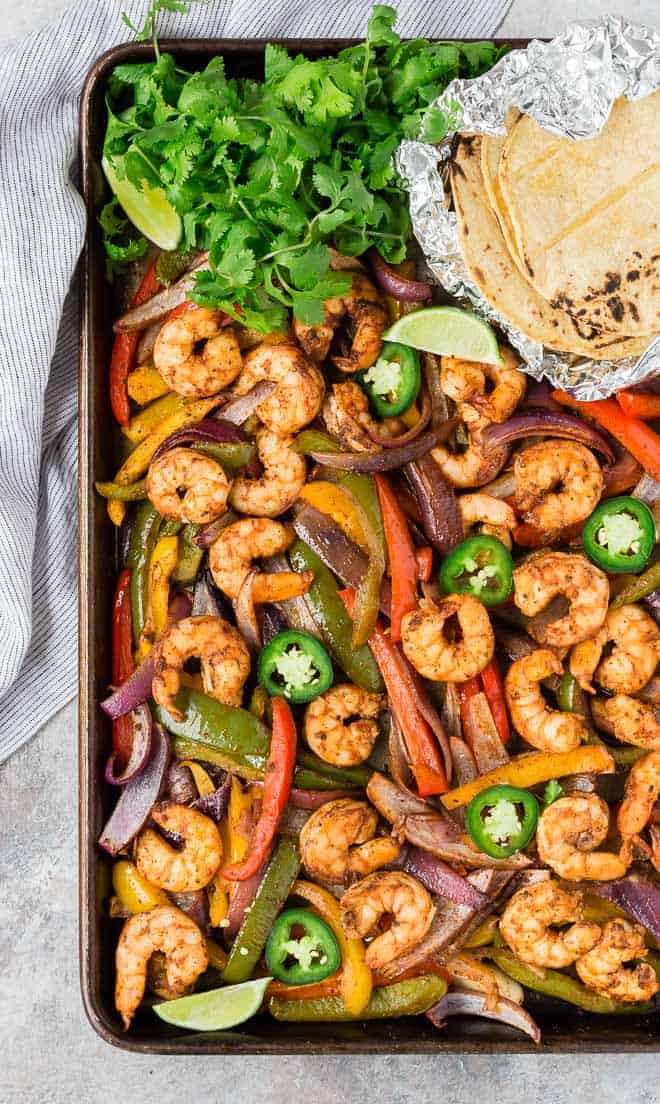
[543,780,564,807]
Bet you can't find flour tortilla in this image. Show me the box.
[497,93,660,338]
[450,135,652,360]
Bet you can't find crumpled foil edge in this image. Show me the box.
[396,14,660,399]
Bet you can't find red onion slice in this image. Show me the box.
[150,417,247,466]
[105,703,152,785]
[483,410,616,463]
[192,773,232,823]
[309,420,456,473]
[589,876,660,941]
[405,453,463,554]
[219,381,277,426]
[233,569,262,654]
[366,247,432,301]
[427,992,541,1044]
[404,846,488,908]
[114,253,211,332]
[99,725,170,856]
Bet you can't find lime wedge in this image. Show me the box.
[102,156,182,251]
[384,306,502,365]
[153,977,272,1032]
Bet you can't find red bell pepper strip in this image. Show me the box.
[111,569,135,767]
[552,391,660,482]
[617,390,660,421]
[512,520,583,549]
[374,473,418,643]
[480,657,510,746]
[339,588,448,796]
[415,547,433,583]
[223,697,297,881]
[109,262,162,425]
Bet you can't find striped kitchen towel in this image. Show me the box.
[0,0,513,761]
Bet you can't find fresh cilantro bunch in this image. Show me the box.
[101,4,505,331]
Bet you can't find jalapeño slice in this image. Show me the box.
[359,342,421,417]
[466,784,539,859]
[439,535,513,607]
[258,630,333,704]
[582,496,655,574]
[265,908,341,985]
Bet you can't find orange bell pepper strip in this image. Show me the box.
[223,697,296,881]
[441,744,614,810]
[374,473,418,642]
[415,547,433,583]
[298,480,369,551]
[111,569,135,768]
[110,261,161,426]
[339,588,448,796]
[291,880,372,1015]
[617,390,660,421]
[513,520,583,548]
[552,391,660,482]
[457,677,481,738]
[480,657,510,745]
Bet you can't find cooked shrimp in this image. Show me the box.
[459,493,517,550]
[135,803,222,893]
[232,341,324,435]
[500,880,601,968]
[147,447,230,524]
[440,347,525,423]
[605,695,660,751]
[299,798,400,884]
[576,920,658,1003]
[536,795,628,881]
[570,606,660,695]
[208,517,311,602]
[229,429,306,517]
[340,871,435,970]
[514,440,603,535]
[432,416,510,489]
[322,381,382,452]
[505,648,587,751]
[617,751,660,855]
[513,552,609,648]
[401,594,494,682]
[152,615,250,720]
[115,905,208,1029]
[294,273,387,372]
[153,308,242,397]
[304,684,386,767]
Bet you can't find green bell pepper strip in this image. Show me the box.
[466,784,539,859]
[95,477,148,501]
[172,736,359,790]
[153,689,271,777]
[159,518,184,538]
[172,523,203,585]
[295,429,341,455]
[223,837,301,985]
[127,501,161,642]
[582,496,655,574]
[268,974,447,1021]
[610,559,660,609]
[296,750,371,789]
[610,745,649,767]
[439,535,513,607]
[265,908,340,985]
[557,672,602,745]
[489,948,654,1015]
[189,441,257,474]
[288,540,384,693]
[258,630,334,704]
[359,342,421,418]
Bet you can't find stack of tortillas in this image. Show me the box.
[450,93,660,360]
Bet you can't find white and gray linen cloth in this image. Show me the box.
[0,0,513,762]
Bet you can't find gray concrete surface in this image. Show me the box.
[1,1,659,1101]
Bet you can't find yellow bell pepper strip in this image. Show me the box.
[95,477,148,501]
[127,367,170,406]
[269,973,447,1022]
[136,534,179,662]
[298,481,369,552]
[463,915,499,949]
[223,697,297,882]
[292,879,372,1015]
[489,948,654,1015]
[581,895,627,924]
[205,937,228,972]
[107,499,127,528]
[210,778,262,926]
[179,759,216,797]
[113,396,220,486]
[441,745,615,810]
[109,261,162,426]
[122,392,182,444]
[112,860,169,913]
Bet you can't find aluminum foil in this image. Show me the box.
[396,15,660,399]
